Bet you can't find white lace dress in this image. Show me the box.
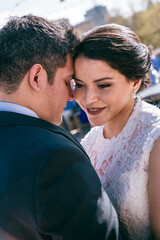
[81,99,160,240]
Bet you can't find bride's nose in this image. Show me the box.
[84,88,99,105]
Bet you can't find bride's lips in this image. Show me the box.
[86,107,105,115]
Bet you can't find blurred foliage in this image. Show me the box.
[74,21,95,35]
[106,2,160,48]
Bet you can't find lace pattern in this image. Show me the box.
[81,99,160,240]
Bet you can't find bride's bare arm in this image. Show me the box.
[149,136,160,239]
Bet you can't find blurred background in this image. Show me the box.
[0,0,160,47]
[0,0,160,140]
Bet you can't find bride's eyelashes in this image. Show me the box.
[98,83,111,89]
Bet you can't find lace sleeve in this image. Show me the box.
[142,103,160,165]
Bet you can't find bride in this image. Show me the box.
[73,23,160,240]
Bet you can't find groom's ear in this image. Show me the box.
[28,64,47,92]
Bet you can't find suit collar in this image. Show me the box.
[0,111,86,154]
[0,101,38,118]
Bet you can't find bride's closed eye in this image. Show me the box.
[98,83,111,89]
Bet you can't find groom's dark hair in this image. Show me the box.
[0,14,79,93]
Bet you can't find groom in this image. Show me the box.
[0,15,120,240]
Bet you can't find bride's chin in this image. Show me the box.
[89,120,104,127]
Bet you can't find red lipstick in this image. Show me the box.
[86,107,105,115]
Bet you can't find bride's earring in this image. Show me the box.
[133,90,137,99]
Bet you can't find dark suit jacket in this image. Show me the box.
[0,111,119,240]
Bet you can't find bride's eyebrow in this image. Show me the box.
[94,77,113,82]
[74,77,83,82]
[74,77,113,83]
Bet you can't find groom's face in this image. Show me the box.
[43,54,74,125]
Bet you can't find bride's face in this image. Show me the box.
[74,56,137,127]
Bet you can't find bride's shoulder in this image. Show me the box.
[136,99,160,124]
[141,99,160,115]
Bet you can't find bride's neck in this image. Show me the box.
[103,123,124,139]
[103,100,135,139]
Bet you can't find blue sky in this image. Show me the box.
[0,0,159,28]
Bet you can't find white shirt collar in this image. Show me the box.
[0,102,39,118]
